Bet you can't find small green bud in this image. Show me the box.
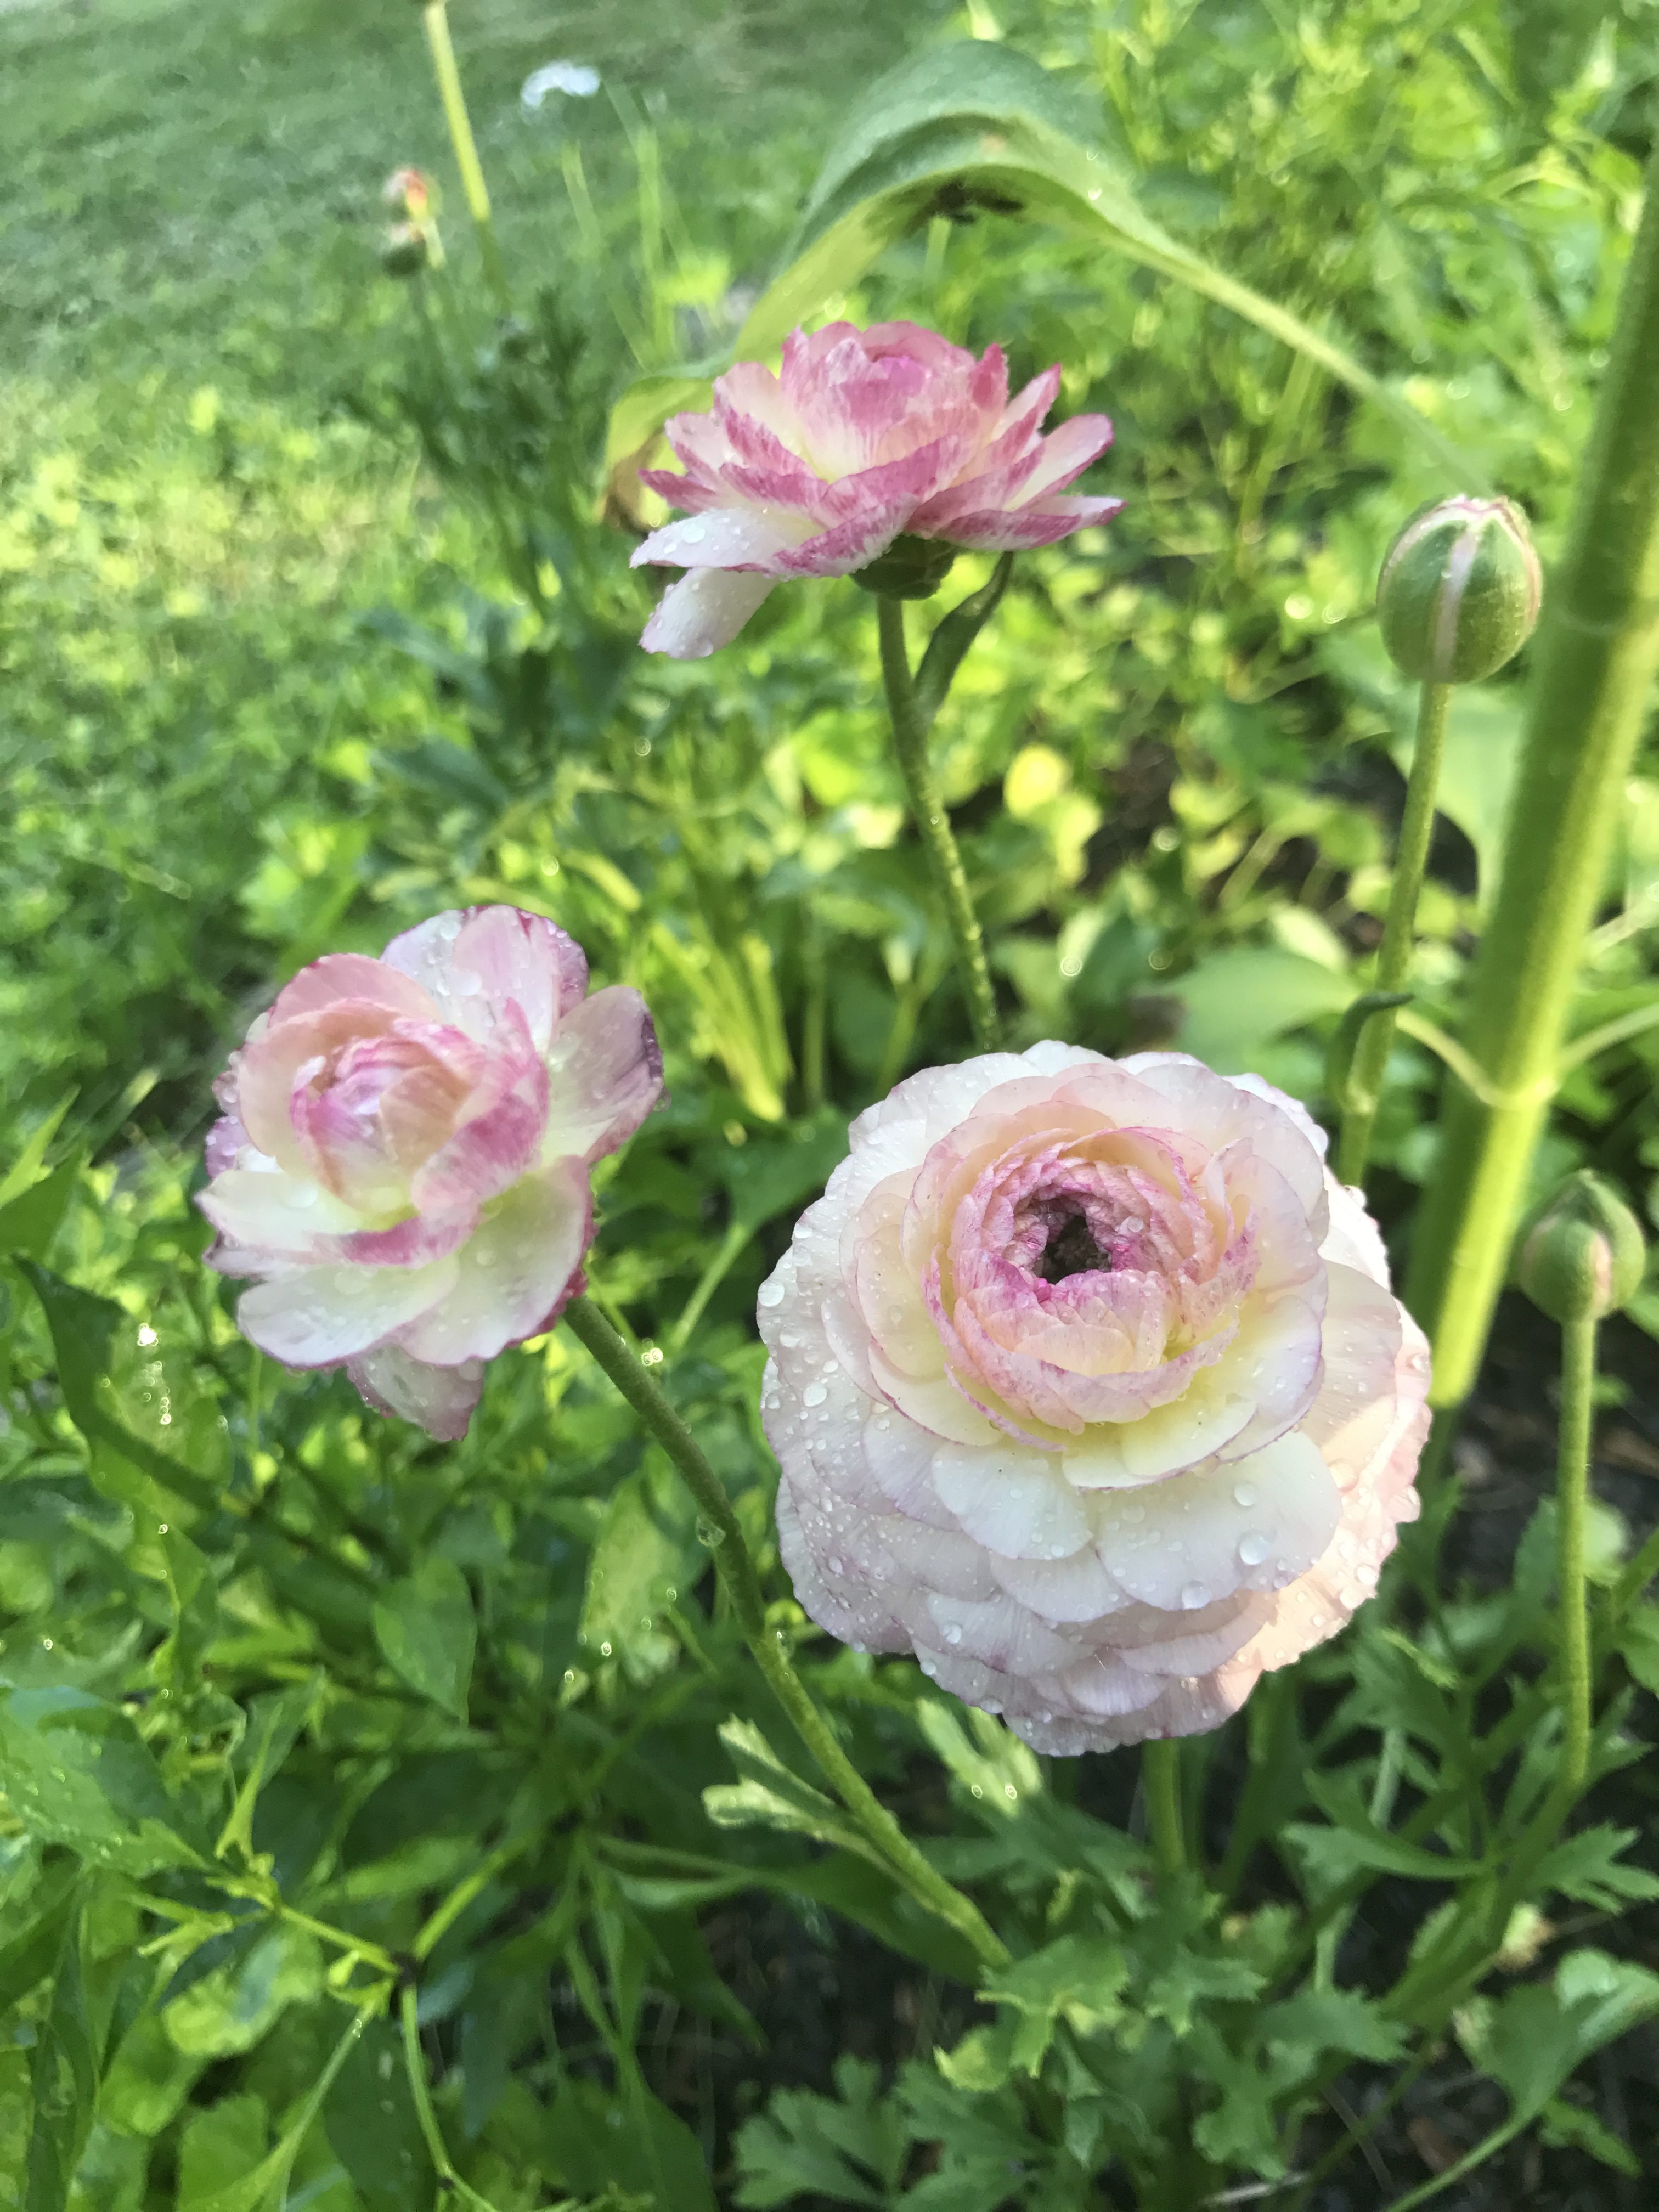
[380,222,432,276]
[851,534,958,601]
[1377,496,1542,685]
[1516,1170,1647,1325]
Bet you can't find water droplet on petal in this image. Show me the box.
[944,1623,962,1645]
[1233,1482,1258,1508]
[1238,1531,1271,1566]
[1180,1581,1209,1610]
[758,1279,785,1309]
[802,1382,828,1408]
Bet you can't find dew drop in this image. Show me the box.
[944,1622,962,1644]
[695,1516,727,1548]
[1232,1482,1258,1508]
[802,1382,828,1408]
[1180,1581,1209,1610]
[758,1279,785,1309]
[1238,1531,1271,1567]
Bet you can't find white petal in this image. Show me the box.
[238,1256,458,1369]
[631,509,801,571]
[1094,1430,1340,1611]
[640,569,777,658]
[200,1167,361,1260]
[394,1163,589,1363]
[930,1441,1090,1560]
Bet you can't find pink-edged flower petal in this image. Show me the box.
[393,1160,591,1365]
[347,1344,485,1442]
[540,985,664,1162]
[382,906,588,1053]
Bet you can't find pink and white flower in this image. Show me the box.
[201,907,662,1441]
[633,321,1123,658]
[758,1046,1429,1753]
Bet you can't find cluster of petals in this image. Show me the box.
[633,320,1122,658]
[758,1045,1430,1753]
[201,906,662,1441]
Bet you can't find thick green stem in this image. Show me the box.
[1142,1739,1187,1878]
[877,596,1001,1053]
[1554,1309,1597,1802]
[1407,139,1659,1404]
[421,1,511,309]
[1336,681,1451,1185]
[561,1295,1009,1969]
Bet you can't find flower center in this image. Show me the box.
[1032,1211,1112,1283]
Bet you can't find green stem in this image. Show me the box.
[1554,1309,1597,1803]
[561,1294,1009,1969]
[1335,681,1452,1184]
[1142,1739,1187,1877]
[420,1,511,309]
[399,1982,507,2212]
[1406,136,1659,1404]
[876,596,1000,1053]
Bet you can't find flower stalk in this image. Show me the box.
[1406,136,1659,1404]
[562,1294,1010,1970]
[877,592,1001,1053]
[1553,1307,1597,1802]
[1335,680,1451,1185]
[420,1,511,309]
[1142,1739,1188,1878]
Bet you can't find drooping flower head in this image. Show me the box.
[201,907,662,1441]
[633,321,1123,659]
[758,1046,1429,1753]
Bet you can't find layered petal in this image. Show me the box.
[634,320,1121,656]
[201,905,663,1441]
[759,1042,1430,1754]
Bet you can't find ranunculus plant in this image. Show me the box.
[757,1045,1430,1752]
[200,905,662,1438]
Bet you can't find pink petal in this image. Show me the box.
[540,985,664,1163]
[347,1344,484,1442]
[268,953,437,1030]
[382,907,588,1053]
[926,495,1125,552]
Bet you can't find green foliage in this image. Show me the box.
[3,0,1658,2208]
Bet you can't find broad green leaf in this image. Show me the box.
[0,1092,75,1208]
[370,1556,476,1720]
[579,1450,702,1669]
[16,1263,219,1517]
[606,42,1480,490]
[0,1157,81,1261]
[182,2008,369,2212]
[1617,1602,1659,1694]
[163,1924,321,2059]
[321,2016,432,2212]
[1172,947,1353,1073]
[176,2095,267,2211]
[0,1689,205,1877]
[702,1717,888,1871]
[546,2078,719,2212]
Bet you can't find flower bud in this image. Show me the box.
[1516,1171,1647,1326]
[383,166,435,223]
[851,533,960,601]
[380,223,432,277]
[1376,496,1542,685]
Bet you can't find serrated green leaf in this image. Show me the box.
[1457,1949,1659,2126]
[0,1690,204,1876]
[915,1700,1041,1817]
[702,1718,887,1871]
[1532,1823,1659,1910]
[734,2056,900,2209]
[370,1556,475,1719]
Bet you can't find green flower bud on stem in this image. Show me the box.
[853,534,959,601]
[1378,495,1542,685]
[1516,1170,1647,1325]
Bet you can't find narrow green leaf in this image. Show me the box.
[25,1903,98,2212]
[703,1717,888,1871]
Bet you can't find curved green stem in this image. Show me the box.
[400,1982,507,2212]
[1554,1309,1598,1803]
[1142,1739,1187,1878]
[1336,680,1451,1185]
[877,596,1000,1053]
[421,1,511,309]
[561,1294,1009,1970]
[1407,135,1659,1404]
